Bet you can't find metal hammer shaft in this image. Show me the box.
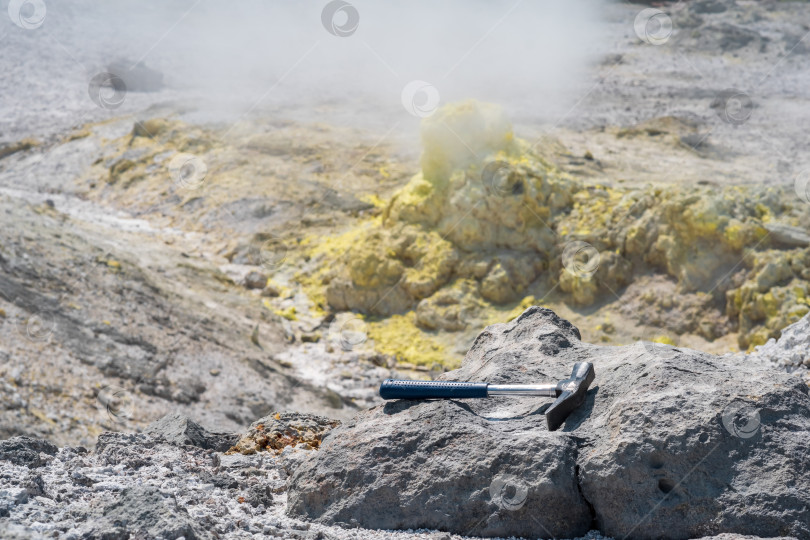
[378,380,558,400]
[487,383,558,396]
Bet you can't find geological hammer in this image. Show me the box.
[379,362,595,431]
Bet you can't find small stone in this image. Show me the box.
[70,471,95,487]
[763,222,810,247]
[0,488,29,506]
[144,413,238,452]
[261,283,281,297]
[244,484,273,508]
[109,60,164,92]
[243,271,268,290]
[218,454,256,469]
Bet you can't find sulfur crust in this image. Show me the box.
[87,103,810,364]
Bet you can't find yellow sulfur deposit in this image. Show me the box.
[366,312,450,368]
[87,103,810,364]
[306,100,810,356]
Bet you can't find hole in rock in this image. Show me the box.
[658,478,675,494]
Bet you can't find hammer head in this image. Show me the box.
[545,362,595,431]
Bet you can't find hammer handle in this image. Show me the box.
[379,379,488,400]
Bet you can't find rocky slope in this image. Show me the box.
[0,188,377,447]
[0,114,412,447]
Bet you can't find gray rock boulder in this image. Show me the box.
[287,307,810,539]
[143,412,239,452]
[0,437,58,468]
[243,270,269,290]
[107,60,164,92]
[764,222,810,248]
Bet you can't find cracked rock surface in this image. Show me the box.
[287,307,810,539]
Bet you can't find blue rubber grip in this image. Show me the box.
[379,379,488,400]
